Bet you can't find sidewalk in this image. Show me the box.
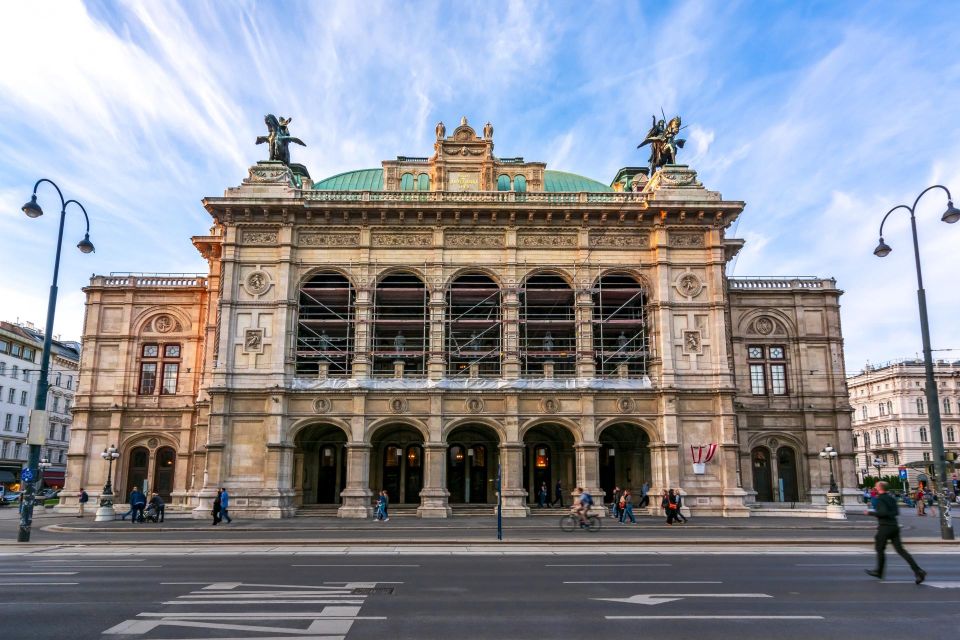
[1,504,956,547]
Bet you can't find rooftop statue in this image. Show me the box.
[256,114,306,165]
[638,114,686,174]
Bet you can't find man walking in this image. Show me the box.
[128,486,146,524]
[551,480,564,508]
[639,482,650,509]
[865,481,925,584]
[77,487,89,518]
[611,486,621,520]
[219,487,233,524]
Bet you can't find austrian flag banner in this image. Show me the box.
[690,443,718,474]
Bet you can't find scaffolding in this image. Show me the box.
[446,273,502,377]
[295,272,355,376]
[592,273,649,376]
[519,273,577,377]
[372,273,429,376]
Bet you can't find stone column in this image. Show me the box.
[575,442,607,516]
[338,443,373,518]
[502,288,520,378]
[498,443,529,516]
[352,289,372,379]
[418,443,451,518]
[428,290,446,380]
[576,288,595,377]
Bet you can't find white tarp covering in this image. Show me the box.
[291,376,653,391]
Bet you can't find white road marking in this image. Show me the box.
[565,581,721,584]
[38,565,163,569]
[135,613,387,619]
[547,564,671,567]
[596,593,772,606]
[607,615,824,620]
[0,572,77,575]
[795,563,864,566]
[163,600,366,605]
[291,564,420,567]
[0,581,78,585]
[922,581,960,588]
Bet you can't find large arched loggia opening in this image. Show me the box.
[446,273,502,377]
[523,424,576,505]
[372,273,429,376]
[296,272,355,376]
[294,425,348,506]
[519,273,576,377]
[446,424,500,504]
[752,446,774,502]
[592,273,649,377]
[370,425,425,504]
[597,423,651,502]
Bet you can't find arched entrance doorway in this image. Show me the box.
[777,446,800,502]
[752,447,774,502]
[295,424,348,505]
[446,424,500,504]
[153,447,176,501]
[523,424,576,505]
[371,425,424,504]
[598,423,651,502]
[126,446,149,494]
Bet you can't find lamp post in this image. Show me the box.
[819,444,839,494]
[861,467,868,486]
[874,184,958,540]
[96,445,120,522]
[872,457,884,482]
[16,179,94,543]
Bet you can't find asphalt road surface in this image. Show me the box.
[1,549,958,639]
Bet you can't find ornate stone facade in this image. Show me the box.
[59,122,853,518]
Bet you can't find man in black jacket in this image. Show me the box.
[865,481,926,583]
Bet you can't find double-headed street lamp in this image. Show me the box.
[16,179,94,543]
[820,444,839,494]
[96,445,120,522]
[872,457,884,482]
[874,184,958,541]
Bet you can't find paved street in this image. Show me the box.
[0,548,958,639]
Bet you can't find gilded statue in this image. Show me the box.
[256,114,306,165]
[638,114,686,173]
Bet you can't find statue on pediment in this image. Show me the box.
[638,114,686,174]
[436,121,446,140]
[483,122,493,140]
[256,114,306,165]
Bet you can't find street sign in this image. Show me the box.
[20,468,35,483]
[899,467,908,480]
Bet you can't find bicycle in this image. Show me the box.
[559,510,601,532]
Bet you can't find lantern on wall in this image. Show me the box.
[535,447,548,468]
[690,443,718,475]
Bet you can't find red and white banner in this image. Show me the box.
[690,443,718,464]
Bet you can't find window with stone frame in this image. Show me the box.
[947,426,956,442]
[919,426,928,442]
[944,398,952,415]
[916,398,925,415]
[861,405,868,420]
[747,345,788,395]
[879,402,886,416]
[138,343,182,395]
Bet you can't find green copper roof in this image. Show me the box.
[312,168,612,192]
[313,168,384,191]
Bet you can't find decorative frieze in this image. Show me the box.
[589,232,650,248]
[669,232,704,248]
[242,229,279,245]
[518,232,577,248]
[445,231,505,248]
[371,230,433,248]
[299,232,360,247]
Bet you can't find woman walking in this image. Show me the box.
[375,489,389,521]
[661,490,674,525]
[619,490,636,524]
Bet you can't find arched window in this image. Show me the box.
[296,272,355,376]
[513,175,527,193]
[400,173,414,191]
[417,173,430,192]
[883,428,889,444]
[864,432,870,448]
[944,398,952,415]
[947,426,956,442]
[919,427,929,442]
[372,272,428,376]
[519,273,575,377]
[592,273,648,376]
[861,406,868,420]
[917,398,925,414]
[887,400,893,414]
[497,175,511,191]
[446,273,501,377]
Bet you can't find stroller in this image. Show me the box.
[142,503,160,523]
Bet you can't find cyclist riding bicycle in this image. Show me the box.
[572,487,593,527]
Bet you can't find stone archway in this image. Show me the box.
[597,423,651,502]
[446,424,500,504]
[522,423,576,506]
[294,424,349,506]
[370,425,425,504]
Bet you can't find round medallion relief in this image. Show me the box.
[147,437,160,449]
[677,273,703,297]
[313,398,332,414]
[245,271,270,295]
[616,397,635,414]
[541,397,560,414]
[768,437,780,450]
[465,398,484,414]
[390,398,409,414]
[154,315,174,333]
[755,317,774,335]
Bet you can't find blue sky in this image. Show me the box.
[1,0,959,373]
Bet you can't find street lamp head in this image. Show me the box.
[942,200,960,224]
[77,233,95,254]
[873,238,892,258]
[22,194,43,219]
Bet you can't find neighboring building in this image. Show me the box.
[60,117,855,517]
[849,358,960,487]
[0,321,79,489]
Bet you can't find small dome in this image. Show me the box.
[313,168,612,192]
